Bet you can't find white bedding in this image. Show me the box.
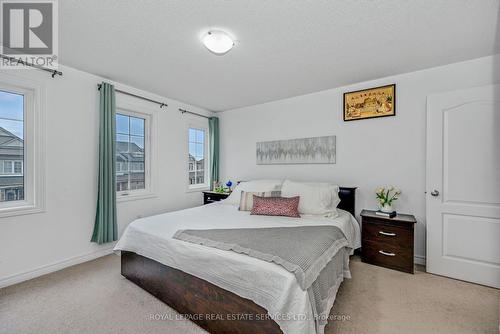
[114,201,360,334]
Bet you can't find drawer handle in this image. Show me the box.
[379,250,396,257]
[379,231,396,237]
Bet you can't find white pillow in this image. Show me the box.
[225,180,283,205]
[281,180,340,217]
[238,190,282,211]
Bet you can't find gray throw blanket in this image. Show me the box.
[173,225,351,334]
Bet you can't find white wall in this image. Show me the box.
[1,54,497,286]
[218,54,500,263]
[0,65,212,287]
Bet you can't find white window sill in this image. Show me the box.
[116,192,157,203]
[0,204,45,219]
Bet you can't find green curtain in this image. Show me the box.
[91,82,118,244]
[208,117,219,189]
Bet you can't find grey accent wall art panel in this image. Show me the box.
[256,135,336,165]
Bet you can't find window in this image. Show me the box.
[114,106,155,201]
[0,90,25,203]
[3,161,12,173]
[188,126,208,189]
[0,78,44,217]
[116,112,146,194]
[14,161,23,174]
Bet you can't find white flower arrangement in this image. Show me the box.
[375,186,401,207]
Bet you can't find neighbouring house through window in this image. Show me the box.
[116,113,146,193]
[188,127,207,188]
[0,90,24,203]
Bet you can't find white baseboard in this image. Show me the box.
[0,246,115,288]
[414,254,426,266]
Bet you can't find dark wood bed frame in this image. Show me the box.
[121,187,357,334]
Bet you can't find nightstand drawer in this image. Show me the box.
[361,240,414,273]
[362,222,412,249]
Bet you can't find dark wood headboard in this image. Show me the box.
[338,187,357,216]
[236,181,357,216]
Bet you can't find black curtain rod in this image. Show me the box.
[179,108,210,119]
[0,54,63,77]
[97,84,167,108]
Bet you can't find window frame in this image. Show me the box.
[0,75,45,218]
[115,99,157,202]
[186,118,210,192]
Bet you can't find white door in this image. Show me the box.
[426,84,500,288]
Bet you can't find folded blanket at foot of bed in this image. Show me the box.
[173,225,352,334]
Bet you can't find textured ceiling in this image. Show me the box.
[59,0,500,111]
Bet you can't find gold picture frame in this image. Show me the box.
[343,84,396,121]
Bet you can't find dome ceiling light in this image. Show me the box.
[202,30,234,55]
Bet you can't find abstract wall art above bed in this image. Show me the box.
[256,135,336,165]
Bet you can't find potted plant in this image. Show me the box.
[375,186,401,213]
[213,180,233,194]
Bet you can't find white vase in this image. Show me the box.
[380,203,393,213]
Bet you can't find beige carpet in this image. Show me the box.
[0,255,498,334]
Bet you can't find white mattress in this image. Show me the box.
[114,201,361,334]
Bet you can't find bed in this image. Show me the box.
[115,186,359,334]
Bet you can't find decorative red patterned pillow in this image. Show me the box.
[250,195,301,218]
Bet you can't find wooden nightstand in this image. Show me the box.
[360,209,417,274]
[203,191,230,205]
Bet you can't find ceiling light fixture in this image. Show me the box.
[202,30,234,55]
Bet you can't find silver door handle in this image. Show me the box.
[430,190,439,197]
[379,231,396,237]
[379,250,396,257]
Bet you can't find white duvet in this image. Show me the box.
[114,201,361,334]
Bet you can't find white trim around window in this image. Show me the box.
[0,74,46,218]
[186,117,210,192]
[115,98,157,202]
